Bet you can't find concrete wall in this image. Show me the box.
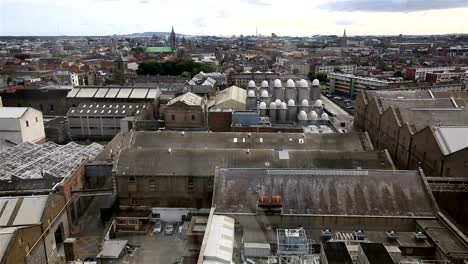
[20,108,45,143]
[225,214,421,232]
[164,105,205,129]
[116,175,212,208]
[0,108,45,144]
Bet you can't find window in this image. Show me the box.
[50,104,54,111]
[35,116,38,122]
[117,219,127,225]
[128,176,136,184]
[191,114,195,121]
[127,219,139,225]
[26,120,29,127]
[149,179,157,191]
[171,114,175,121]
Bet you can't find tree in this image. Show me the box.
[180,71,192,78]
[136,59,217,76]
[393,70,404,78]
[292,68,300,75]
[316,72,328,82]
[307,72,315,81]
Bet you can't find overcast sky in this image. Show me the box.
[1,0,468,36]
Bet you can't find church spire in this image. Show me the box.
[170,25,176,51]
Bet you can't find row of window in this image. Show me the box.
[25,117,39,127]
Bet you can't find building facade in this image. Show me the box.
[0,107,45,144]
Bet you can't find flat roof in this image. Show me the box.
[213,168,436,217]
[114,149,394,177]
[126,131,373,151]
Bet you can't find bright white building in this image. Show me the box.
[0,107,45,144]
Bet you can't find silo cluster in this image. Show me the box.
[246,78,326,124]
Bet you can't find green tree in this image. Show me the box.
[393,70,404,78]
[307,72,315,81]
[316,72,328,82]
[137,59,217,76]
[181,71,192,78]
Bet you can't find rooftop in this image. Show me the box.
[0,107,29,119]
[0,196,48,226]
[114,149,394,177]
[0,141,103,180]
[432,126,468,155]
[167,92,203,106]
[124,131,373,151]
[67,102,147,117]
[66,86,161,100]
[213,168,437,217]
[145,47,173,53]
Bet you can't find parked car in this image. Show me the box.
[165,223,174,235]
[153,221,162,234]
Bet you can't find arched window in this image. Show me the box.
[171,114,175,121]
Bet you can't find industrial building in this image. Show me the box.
[211,85,246,110]
[109,130,386,224]
[0,107,45,144]
[164,92,207,130]
[66,102,151,140]
[0,141,102,194]
[328,73,403,96]
[245,79,326,125]
[0,194,69,264]
[200,168,468,263]
[310,64,357,74]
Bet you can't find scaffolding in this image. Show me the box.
[0,141,103,180]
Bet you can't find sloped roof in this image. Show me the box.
[213,168,437,217]
[0,107,29,119]
[214,86,246,108]
[0,196,48,226]
[432,126,468,155]
[167,92,203,106]
[397,108,468,133]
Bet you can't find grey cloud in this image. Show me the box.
[321,0,468,12]
[244,0,272,6]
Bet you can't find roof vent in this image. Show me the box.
[415,231,427,241]
[386,231,398,241]
[354,229,365,240]
[321,229,333,240]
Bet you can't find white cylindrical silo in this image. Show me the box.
[285,79,297,102]
[269,102,277,123]
[273,79,284,101]
[248,80,256,89]
[297,79,310,103]
[321,112,329,121]
[278,102,287,123]
[246,89,257,110]
[259,102,267,117]
[297,110,308,125]
[260,89,271,107]
[310,79,321,101]
[309,110,319,121]
[287,99,297,122]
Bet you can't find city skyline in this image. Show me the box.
[1,0,468,36]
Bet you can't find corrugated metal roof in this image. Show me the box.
[146,88,161,99]
[0,107,28,119]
